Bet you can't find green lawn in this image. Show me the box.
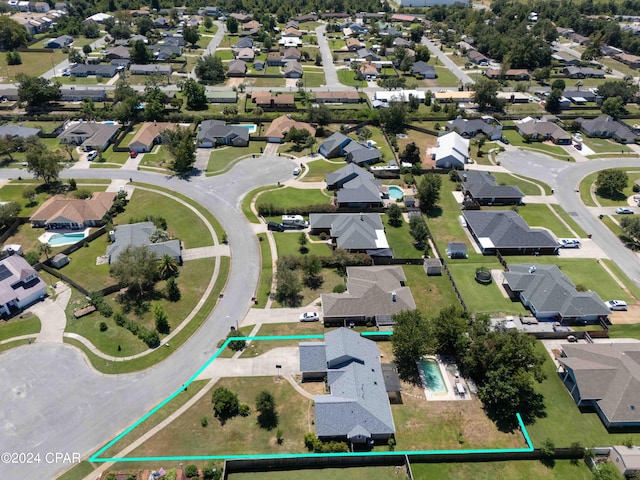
[337,69,366,88]
[527,342,634,448]
[549,204,588,238]
[230,467,418,480]
[117,189,213,248]
[240,322,324,358]
[433,66,459,88]
[139,145,171,170]
[601,258,640,300]
[0,314,40,341]
[59,233,117,292]
[255,186,331,211]
[501,130,568,159]
[302,70,326,88]
[579,169,640,207]
[255,234,272,308]
[383,216,424,259]
[207,143,266,174]
[100,145,130,165]
[411,460,591,480]
[609,323,640,340]
[272,231,332,258]
[0,183,55,216]
[55,461,97,480]
[515,204,575,239]
[583,137,632,155]
[242,186,280,223]
[302,157,345,182]
[0,50,66,81]
[403,265,460,313]
[490,172,551,196]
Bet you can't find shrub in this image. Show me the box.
[82,44,92,54]
[72,189,93,199]
[139,328,160,348]
[319,232,327,240]
[185,465,198,478]
[332,284,346,293]
[256,202,336,217]
[166,277,181,301]
[239,403,250,417]
[114,311,126,327]
[226,329,246,351]
[24,251,40,265]
[276,429,283,444]
[201,416,208,427]
[6,51,21,65]
[634,184,640,193]
[99,322,108,332]
[304,432,317,451]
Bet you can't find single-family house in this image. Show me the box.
[237,47,255,62]
[446,117,502,140]
[516,117,571,144]
[321,266,415,326]
[0,124,40,138]
[346,37,362,51]
[309,213,390,256]
[433,91,475,103]
[196,120,249,147]
[251,92,295,109]
[236,37,253,49]
[230,12,252,22]
[128,122,175,153]
[57,121,119,151]
[467,50,489,65]
[299,328,396,444]
[153,45,183,61]
[60,87,107,102]
[577,115,637,144]
[69,64,119,78]
[411,61,436,79]
[568,32,590,45]
[106,221,181,264]
[327,163,383,208]
[162,36,185,47]
[319,132,352,158]
[205,90,237,103]
[130,64,172,75]
[104,45,131,60]
[284,61,303,78]
[562,89,599,105]
[359,62,379,80]
[430,131,469,169]
[391,13,419,22]
[484,68,530,80]
[283,26,303,37]
[463,210,558,255]
[314,91,359,103]
[393,37,411,47]
[357,48,380,62]
[503,264,610,323]
[551,51,581,66]
[613,52,640,69]
[0,255,46,317]
[30,192,116,229]
[264,115,315,144]
[459,170,524,206]
[282,47,302,62]
[242,20,261,32]
[227,59,247,77]
[45,34,73,48]
[609,446,640,477]
[563,66,605,78]
[344,141,382,166]
[558,343,640,428]
[292,13,318,22]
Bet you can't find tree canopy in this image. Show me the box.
[596,169,628,198]
[25,140,64,185]
[196,55,226,84]
[17,74,62,108]
[183,78,207,110]
[109,245,159,296]
[417,173,442,213]
[211,387,239,423]
[0,16,29,50]
[162,126,196,174]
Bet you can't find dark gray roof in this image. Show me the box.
[197,120,249,143]
[461,170,524,201]
[284,61,303,75]
[517,119,571,141]
[319,132,351,157]
[344,141,382,164]
[227,59,247,74]
[236,37,253,48]
[106,221,181,263]
[0,125,40,138]
[411,61,435,76]
[300,328,395,439]
[330,163,382,205]
[70,64,119,77]
[310,213,387,250]
[326,163,373,188]
[559,343,640,426]
[446,117,499,137]
[503,264,610,319]
[463,210,557,250]
[579,115,636,142]
[299,342,327,372]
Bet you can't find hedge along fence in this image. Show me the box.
[110,124,134,152]
[257,202,337,217]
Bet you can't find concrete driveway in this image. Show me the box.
[196,347,300,380]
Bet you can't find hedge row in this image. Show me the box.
[257,203,337,217]
[114,311,160,348]
[277,250,371,270]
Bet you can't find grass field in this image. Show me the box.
[501,130,568,159]
[0,314,40,341]
[255,186,331,212]
[242,186,281,223]
[272,231,332,258]
[411,460,591,480]
[549,204,588,238]
[0,50,66,81]
[255,234,272,308]
[489,172,551,196]
[337,69,366,88]
[515,204,576,239]
[240,322,324,358]
[434,66,460,88]
[403,265,460,313]
[207,143,267,174]
[383,215,424,259]
[579,169,640,207]
[583,137,632,155]
[301,158,344,182]
[229,467,404,480]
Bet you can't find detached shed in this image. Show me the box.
[51,253,70,269]
[446,242,467,259]
[423,258,442,276]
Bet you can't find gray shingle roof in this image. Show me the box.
[463,210,558,250]
[319,132,351,158]
[299,342,327,372]
[503,264,610,319]
[461,170,524,201]
[106,221,181,264]
[196,120,249,144]
[310,213,387,251]
[0,125,40,138]
[559,343,640,426]
[344,141,382,165]
[300,328,395,440]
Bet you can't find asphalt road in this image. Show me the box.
[499,150,640,287]
[0,155,295,478]
[421,37,473,85]
[315,24,340,88]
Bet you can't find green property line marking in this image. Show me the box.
[89,333,533,463]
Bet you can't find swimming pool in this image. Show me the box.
[389,186,404,200]
[420,358,447,394]
[236,124,257,134]
[47,232,86,247]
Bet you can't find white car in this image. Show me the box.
[299,312,319,322]
[86,150,98,161]
[615,207,634,214]
[293,167,302,176]
[606,300,628,311]
[558,239,580,248]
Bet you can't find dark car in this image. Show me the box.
[129,151,138,158]
[499,137,509,145]
[267,222,285,232]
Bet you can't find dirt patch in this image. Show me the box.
[225,77,245,87]
[609,305,640,324]
[299,380,325,396]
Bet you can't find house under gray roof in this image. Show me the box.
[446,117,501,139]
[330,164,382,207]
[309,213,389,252]
[0,125,40,138]
[503,264,610,321]
[106,221,181,264]
[577,115,637,144]
[344,141,382,165]
[300,328,396,442]
[558,342,640,428]
[463,210,558,254]
[319,132,352,158]
[460,170,524,204]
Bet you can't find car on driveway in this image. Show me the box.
[299,312,319,322]
[606,300,628,311]
[267,221,285,232]
[615,207,634,214]
[499,137,509,145]
[129,151,138,158]
[558,239,581,248]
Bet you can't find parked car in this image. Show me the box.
[293,167,302,176]
[299,312,319,322]
[606,300,628,311]
[129,151,138,158]
[499,137,509,145]
[558,239,581,248]
[86,150,98,161]
[267,221,285,232]
[616,207,634,214]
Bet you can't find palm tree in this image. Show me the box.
[158,254,178,279]
[38,242,52,260]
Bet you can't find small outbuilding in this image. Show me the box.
[50,253,70,269]
[423,258,442,276]
[446,242,467,259]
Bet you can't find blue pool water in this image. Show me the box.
[389,185,404,200]
[236,124,257,133]
[102,121,117,125]
[48,232,86,247]
[420,359,447,394]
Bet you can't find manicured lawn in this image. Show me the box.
[423,185,468,257]
[0,50,66,81]
[255,234,272,308]
[100,145,130,165]
[583,137,632,154]
[527,342,633,448]
[383,216,424,259]
[609,322,640,340]
[507,257,632,304]
[125,376,312,463]
[490,172,551,196]
[549,204,588,238]
[448,262,528,315]
[301,159,344,182]
[302,70,326,88]
[411,460,591,480]
[241,322,324,357]
[0,314,40,341]
[601,258,640,300]
[515,204,575,239]
[248,76,286,87]
[272,231,332,258]
[230,467,403,480]
[60,233,117,292]
[255,186,331,211]
[207,143,267,174]
[117,189,213,248]
[501,130,568,159]
[337,69,366,88]
[242,186,281,223]
[579,169,640,207]
[139,145,171,170]
[0,183,53,216]
[433,66,459,88]
[353,126,394,162]
[55,460,97,480]
[403,265,460,313]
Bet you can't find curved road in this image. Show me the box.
[0,155,295,478]
[499,150,640,287]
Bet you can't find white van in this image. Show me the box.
[86,150,98,161]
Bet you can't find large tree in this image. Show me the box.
[196,55,226,83]
[110,245,159,296]
[183,26,200,47]
[598,80,638,103]
[255,390,278,429]
[0,202,20,229]
[17,74,61,108]
[25,141,64,185]
[473,77,501,111]
[391,309,433,381]
[545,88,562,114]
[162,126,196,174]
[379,101,406,135]
[211,387,239,422]
[596,169,628,198]
[620,216,640,246]
[0,16,29,50]
[399,142,421,164]
[417,173,442,213]
[183,78,207,110]
[601,96,626,117]
[130,39,152,64]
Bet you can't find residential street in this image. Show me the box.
[421,37,473,85]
